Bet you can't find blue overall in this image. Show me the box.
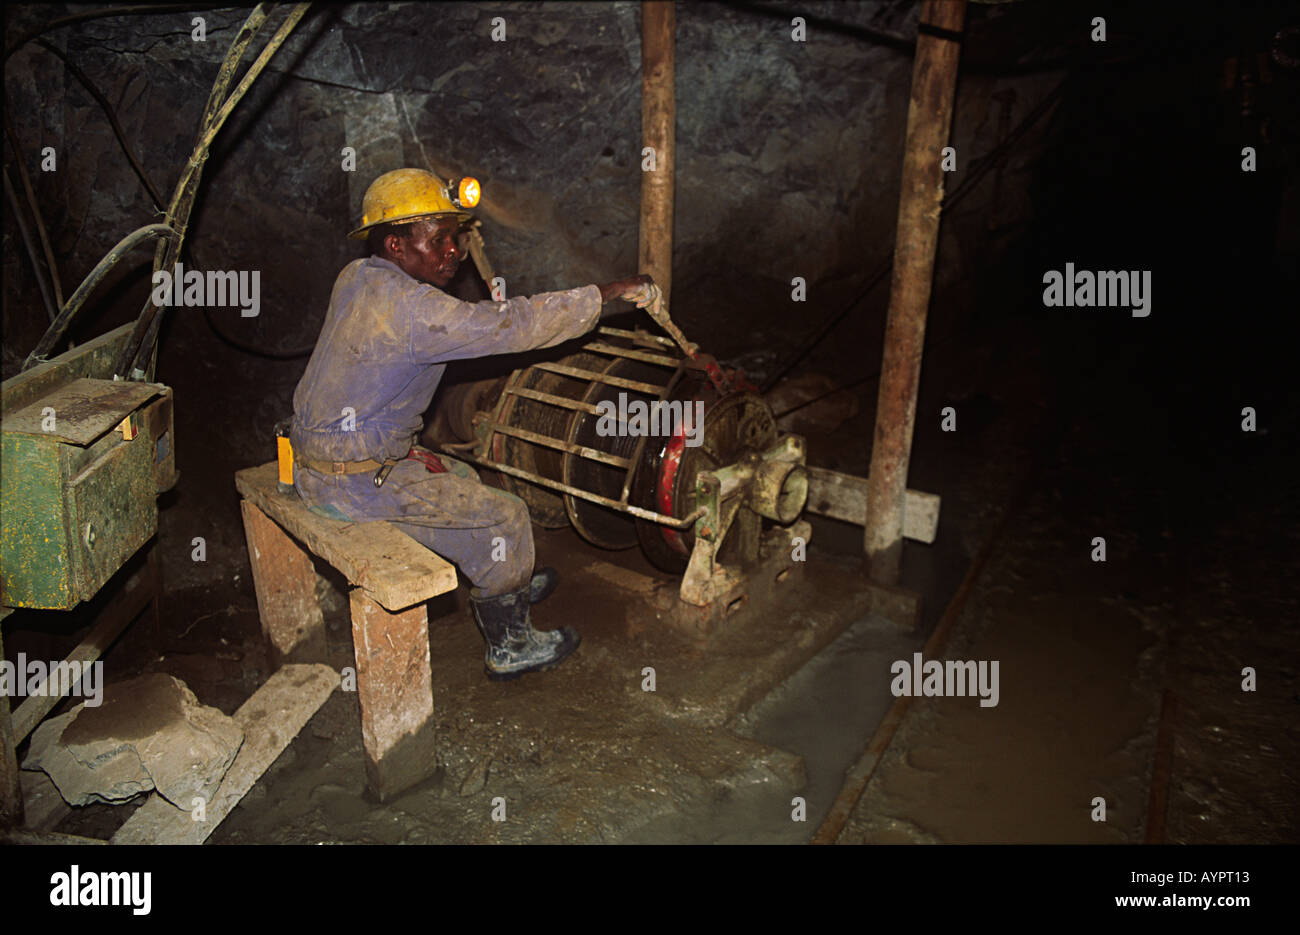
[291,255,601,596]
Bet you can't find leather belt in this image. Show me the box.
[298,457,386,475]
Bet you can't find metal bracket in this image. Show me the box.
[678,435,808,607]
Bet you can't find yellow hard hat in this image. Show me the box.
[348,168,481,240]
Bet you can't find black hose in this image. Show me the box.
[200,304,318,359]
[116,3,276,378]
[23,223,177,371]
[120,3,313,380]
[28,30,317,361]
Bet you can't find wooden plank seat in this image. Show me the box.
[234,461,457,800]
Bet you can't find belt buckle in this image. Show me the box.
[332,461,346,474]
[373,460,397,488]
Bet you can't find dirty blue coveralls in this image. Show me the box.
[291,255,601,596]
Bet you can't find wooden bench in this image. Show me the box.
[234,462,457,800]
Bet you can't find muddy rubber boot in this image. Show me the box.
[470,586,580,681]
[529,566,559,604]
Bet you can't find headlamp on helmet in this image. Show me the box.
[448,177,480,210]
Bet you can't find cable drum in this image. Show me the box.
[484,339,682,536]
[475,328,782,573]
[491,351,606,528]
[563,356,674,549]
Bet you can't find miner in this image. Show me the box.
[290,168,655,680]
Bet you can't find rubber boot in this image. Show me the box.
[529,566,559,604]
[470,586,580,681]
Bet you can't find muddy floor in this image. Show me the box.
[835,314,1300,844]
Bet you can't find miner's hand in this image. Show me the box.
[598,274,654,304]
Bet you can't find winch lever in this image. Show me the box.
[627,283,698,359]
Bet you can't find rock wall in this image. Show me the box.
[2,1,1058,596]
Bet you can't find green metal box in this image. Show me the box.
[1,378,171,610]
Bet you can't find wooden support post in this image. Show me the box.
[0,622,23,829]
[240,501,328,666]
[639,1,676,307]
[348,590,436,801]
[864,0,967,585]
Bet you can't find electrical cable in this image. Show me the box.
[116,3,316,379]
[22,223,177,370]
[34,38,166,213]
[26,31,317,359]
[115,2,276,378]
[4,4,229,61]
[4,167,60,322]
[3,102,64,310]
[720,1,1152,76]
[759,79,1066,394]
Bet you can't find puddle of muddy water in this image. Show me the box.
[623,612,918,843]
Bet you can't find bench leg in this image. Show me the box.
[240,501,328,666]
[348,590,437,801]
